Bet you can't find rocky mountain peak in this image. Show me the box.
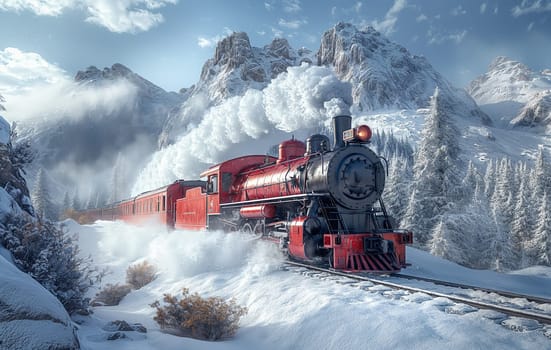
[487,56,532,82]
[213,32,253,69]
[267,37,292,59]
[74,63,134,82]
[315,22,488,125]
[468,57,551,106]
[511,90,551,131]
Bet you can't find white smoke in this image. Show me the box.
[132,64,351,194]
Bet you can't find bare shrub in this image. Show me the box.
[92,283,132,306]
[126,261,157,289]
[150,288,248,341]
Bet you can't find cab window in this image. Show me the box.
[208,175,218,193]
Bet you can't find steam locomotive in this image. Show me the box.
[85,116,413,273]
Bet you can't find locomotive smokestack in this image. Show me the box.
[333,115,352,150]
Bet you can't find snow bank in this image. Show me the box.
[71,221,550,350]
[0,253,79,349]
[132,64,351,194]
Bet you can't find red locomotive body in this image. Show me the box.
[83,115,412,273]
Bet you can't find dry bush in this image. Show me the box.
[150,288,248,341]
[126,261,157,289]
[92,283,132,306]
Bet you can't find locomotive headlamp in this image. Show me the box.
[356,125,372,142]
[342,125,372,143]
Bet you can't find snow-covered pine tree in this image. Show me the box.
[72,188,81,211]
[383,153,413,221]
[529,191,551,266]
[510,169,533,267]
[31,168,56,220]
[483,160,496,199]
[108,152,126,203]
[401,88,464,247]
[429,216,469,265]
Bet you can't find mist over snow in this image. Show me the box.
[4,78,138,123]
[132,64,352,194]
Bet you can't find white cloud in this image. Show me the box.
[512,0,551,17]
[371,0,408,36]
[354,2,362,13]
[527,21,535,31]
[0,0,74,16]
[480,3,487,14]
[416,13,427,22]
[283,0,301,13]
[428,29,467,45]
[0,0,178,33]
[197,36,221,48]
[0,47,67,97]
[197,28,233,48]
[451,5,466,16]
[278,18,307,29]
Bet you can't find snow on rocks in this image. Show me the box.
[0,253,79,350]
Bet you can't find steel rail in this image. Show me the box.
[284,261,551,325]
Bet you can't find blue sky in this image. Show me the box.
[0,0,550,93]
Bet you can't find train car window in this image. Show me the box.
[222,172,232,192]
[157,198,160,212]
[208,175,218,193]
[162,196,166,211]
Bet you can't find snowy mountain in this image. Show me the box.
[317,23,490,126]
[16,64,183,203]
[160,22,490,149]
[511,91,551,131]
[159,33,313,146]
[468,56,551,130]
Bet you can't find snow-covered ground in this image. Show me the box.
[68,220,551,350]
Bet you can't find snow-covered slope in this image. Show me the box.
[469,56,551,105]
[0,250,80,350]
[1,124,78,349]
[70,220,551,349]
[511,90,551,132]
[468,56,551,131]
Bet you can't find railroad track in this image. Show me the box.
[284,261,551,330]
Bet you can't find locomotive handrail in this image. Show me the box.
[220,193,330,207]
